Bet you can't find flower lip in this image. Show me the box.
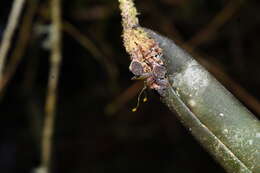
[153,65,167,78]
[129,60,144,76]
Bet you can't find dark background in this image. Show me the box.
[0,0,259,172]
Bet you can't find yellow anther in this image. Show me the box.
[132,108,137,112]
[131,85,147,112]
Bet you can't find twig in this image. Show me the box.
[63,21,104,62]
[106,81,143,115]
[62,21,118,83]
[40,0,62,172]
[0,0,26,83]
[187,0,243,48]
[0,0,38,96]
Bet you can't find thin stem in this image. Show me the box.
[118,0,155,55]
[0,0,26,83]
[0,0,38,95]
[63,21,118,83]
[187,0,242,47]
[105,81,143,115]
[118,0,139,29]
[41,0,62,172]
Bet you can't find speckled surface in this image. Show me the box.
[145,28,260,173]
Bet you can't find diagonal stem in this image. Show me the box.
[0,0,26,83]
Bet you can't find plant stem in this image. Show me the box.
[41,0,62,172]
[0,0,38,96]
[0,0,26,83]
[118,0,158,58]
[118,0,139,29]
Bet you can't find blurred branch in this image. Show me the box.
[71,4,117,21]
[63,21,104,63]
[187,0,243,48]
[62,21,118,83]
[40,6,119,84]
[106,81,143,115]
[0,0,38,96]
[40,0,62,172]
[0,0,26,83]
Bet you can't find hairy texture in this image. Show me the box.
[119,0,139,29]
[125,27,168,91]
[118,0,168,92]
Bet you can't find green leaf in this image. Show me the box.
[144,28,260,173]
